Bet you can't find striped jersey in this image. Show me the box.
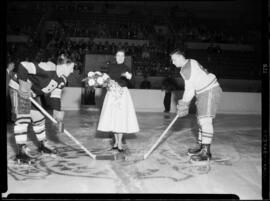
[15,61,67,95]
[8,61,68,111]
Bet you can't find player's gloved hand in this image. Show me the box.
[53,110,65,132]
[18,80,32,99]
[18,80,32,114]
[177,99,189,117]
[53,110,64,122]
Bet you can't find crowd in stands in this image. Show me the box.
[7,25,35,36]
[7,2,260,81]
[171,18,260,44]
[45,35,171,76]
[61,21,151,40]
[7,29,259,81]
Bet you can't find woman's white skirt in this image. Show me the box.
[97,87,140,134]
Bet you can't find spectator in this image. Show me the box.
[161,75,177,112]
[140,75,151,89]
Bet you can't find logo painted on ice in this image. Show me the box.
[8,145,114,181]
[8,145,232,182]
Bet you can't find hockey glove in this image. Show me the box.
[18,80,32,114]
[177,99,189,117]
[53,110,65,132]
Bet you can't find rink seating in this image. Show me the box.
[61,87,261,114]
[187,49,259,79]
[7,11,42,35]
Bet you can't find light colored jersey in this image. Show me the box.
[180,59,219,103]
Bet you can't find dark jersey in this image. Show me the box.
[17,61,67,95]
[10,61,68,111]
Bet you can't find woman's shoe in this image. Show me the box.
[117,148,125,152]
[110,144,118,150]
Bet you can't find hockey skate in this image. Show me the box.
[190,144,212,165]
[15,144,36,165]
[38,140,58,156]
[187,143,202,156]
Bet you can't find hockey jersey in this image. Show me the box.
[9,61,68,110]
[16,61,67,95]
[180,59,219,103]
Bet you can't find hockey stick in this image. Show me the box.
[143,115,179,160]
[29,97,97,160]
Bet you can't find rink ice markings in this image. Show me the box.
[6,112,262,195]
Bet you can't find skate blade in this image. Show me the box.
[9,159,35,166]
[26,153,39,159]
[189,158,210,165]
[187,152,198,157]
[41,153,60,159]
[211,156,231,162]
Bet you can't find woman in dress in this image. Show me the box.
[97,49,139,152]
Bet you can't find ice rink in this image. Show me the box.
[5,111,261,199]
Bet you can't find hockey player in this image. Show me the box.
[8,53,75,164]
[170,49,223,162]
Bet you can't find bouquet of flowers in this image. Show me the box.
[83,71,109,88]
[83,71,123,99]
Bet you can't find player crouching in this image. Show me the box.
[170,49,223,163]
[8,52,75,164]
